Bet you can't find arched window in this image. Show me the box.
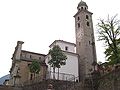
[86,15,89,19]
[87,22,89,26]
[81,7,83,9]
[78,23,80,28]
[77,17,80,21]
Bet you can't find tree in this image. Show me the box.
[29,60,41,79]
[48,45,67,79]
[104,39,120,64]
[97,15,120,65]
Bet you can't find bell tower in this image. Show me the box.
[74,0,97,80]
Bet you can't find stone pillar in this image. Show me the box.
[15,41,24,60]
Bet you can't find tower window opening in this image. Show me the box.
[78,23,80,28]
[81,7,83,9]
[39,57,41,60]
[79,42,81,46]
[85,7,86,10]
[30,74,33,80]
[86,15,89,19]
[65,46,68,51]
[77,17,80,21]
[87,22,89,26]
[89,41,90,45]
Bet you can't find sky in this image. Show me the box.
[0,0,120,78]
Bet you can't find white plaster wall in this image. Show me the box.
[50,41,75,53]
[45,52,78,80]
[59,52,78,77]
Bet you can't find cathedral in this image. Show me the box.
[8,0,97,86]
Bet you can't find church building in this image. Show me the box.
[8,0,97,86]
[46,40,79,81]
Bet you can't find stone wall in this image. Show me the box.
[98,68,120,90]
[22,78,94,90]
[67,68,120,90]
[5,68,120,90]
[0,85,22,90]
[23,79,76,90]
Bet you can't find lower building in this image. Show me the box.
[8,0,98,86]
[8,40,79,86]
[46,40,79,81]
[9,41,47,86]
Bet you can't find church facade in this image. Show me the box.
[8,0,97,86]
[46,40,79,81]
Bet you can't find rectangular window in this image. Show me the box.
[30,74,33,80]
[86,15,89,19]
[87,22,90,26]
[78,17,80,21]
[89,41,90,45]
[30,55,32,58]
[39,57,41,60]
[65,46,68,51]
[78,23,80,28]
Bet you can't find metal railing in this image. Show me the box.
[23,72,76,86]
[46,71,75,81]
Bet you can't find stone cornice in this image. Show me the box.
[74,10,93,17]
[21,50,46,56]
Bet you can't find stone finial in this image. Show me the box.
[17,41,24,45]
[13,41,24,60]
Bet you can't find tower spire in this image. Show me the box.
[77,0,88,10]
